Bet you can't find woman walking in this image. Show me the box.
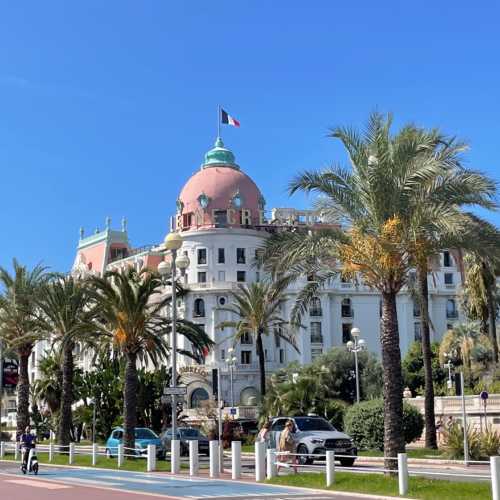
[277,420,297,473]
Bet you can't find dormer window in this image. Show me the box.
[258,195,266,210]
[176,198,184,213]
[231,191,244,209]
[198,192,210,209]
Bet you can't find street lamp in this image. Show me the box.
[158,231,190,439]
[444,352,454,392]
[346,327,366,404]
[226,347,237,408]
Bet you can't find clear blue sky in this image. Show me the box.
[1,1,499,272]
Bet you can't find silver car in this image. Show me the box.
[269,416,357,466]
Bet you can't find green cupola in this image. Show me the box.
[202,137,239,169]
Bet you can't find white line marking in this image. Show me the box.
[60,477,121,486]
[5,479,72,489]
[96,475,163,484]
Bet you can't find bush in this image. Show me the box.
[324,400,348,431]
[344,399,424,450]
[442,422,482,460]
[480,426,500,457]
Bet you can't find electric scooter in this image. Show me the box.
[21,446,39,475]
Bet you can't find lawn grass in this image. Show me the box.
[267,471,491,500]
[359,448,446,460]
[242,444,254,453]
[0,451,195,472]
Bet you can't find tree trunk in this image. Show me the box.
[380,290,405,470]
[123,352,138,453]
[486,282,499,364]
[58,342,74,447]
[255,331,266,397]
[16,350,31,437]
[417,264,437,449]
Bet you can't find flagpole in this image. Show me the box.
[217,104,221,139]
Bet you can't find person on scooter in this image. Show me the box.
[20,426,36,468]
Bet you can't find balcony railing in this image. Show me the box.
[311,335,324,344]
[446,311,459,319]
[310,308,323,317]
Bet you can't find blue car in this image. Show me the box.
[105,427,166,460]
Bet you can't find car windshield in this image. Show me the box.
[294,417,335,432]
[135,429,157,439]
[180,429,203,438]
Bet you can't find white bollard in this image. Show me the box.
[266,448,277,479]
[92,443,98,466]
[0,442,4,458]
[147,444,156,472]
[49,443,54,462]
[171,440,180,474]
[398,452,409,496]
[189,440,199,476]
[14,442,19,461]
[209,440,219,478]
[231,441,241,480]
[326,450,335,486]
[69,443,75,465]
[255,441,266,482]
[491,456,500,500]
[117,443,124,468]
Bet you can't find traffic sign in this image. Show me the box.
[163,386,187,396]
[230,407,237,416]
[480,391,489,400]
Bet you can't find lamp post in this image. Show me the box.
[226,348,237,408]
[158,232,190,438]
[444,352,454,392]
[346,327,366,404]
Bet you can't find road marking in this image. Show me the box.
[96,475,164,484]
[5,479,72,489]
[60,477,121,486]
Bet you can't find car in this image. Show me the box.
[105,427,166,460]
[160,427,210,456]
[269,415,357,466]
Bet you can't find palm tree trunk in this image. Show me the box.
[380,290,405,470]
[417,264,437,449]
[486,283,498,363]
[16,350,31,436]
[255,331,266,397]
[123,352,138,453]
[58,342,74,447]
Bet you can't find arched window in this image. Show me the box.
[240,387,259,406]
[310,297,322,316]
[446,299,457,319]
[193,298,205,317]
[341,298,353,318]
[190,388,209,408]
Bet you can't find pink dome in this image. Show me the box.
[177,139,265,230]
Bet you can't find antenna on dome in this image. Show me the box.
[217,104,221,141]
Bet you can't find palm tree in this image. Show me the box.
[34,276,98,447]
[261,113,497,465]
[0,260,49,435]
[89,268,213,453]
[217,276,299,397]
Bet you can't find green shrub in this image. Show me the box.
[480,426,500,457]
[344,399,424,450]
[324,400,348,431]
[442,422,482,460]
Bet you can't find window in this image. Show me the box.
[342,323,352,343]
[307,273,316,282]
[110,247,128,261]
[443,251,452,267]
[237,271,246,282]
[193,298,205,317]
[218,248,225,264]
[197,248,207,265]
[241,350,252,364]
[237,248,246,264]
[31,352,35,367]
[311,348,323,361]
[241,332,253,344]
[341,298,353,318]
[221,349,225,361]
[274,329,282,347]
[218,296,226,306]
[265,349,271,361]
[447,323,453,331]
[379,300,382,318]
[218,270,226,281]
[183,213,193,227]
[414,322,422,342]
[256,271,260,282]
[214,210,228,227]
[446,299,458,319]
[190,388,209,408]
[444,273,454,285]
[271,419,287,432]
[310,322,323,343]
[413,301,421,318]
[279,348,285,364]
[240,386,259,406]
[408,271,416,286]
[310,297,322,316]
[197,272,207,283]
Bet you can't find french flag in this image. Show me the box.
[221,108,240,127]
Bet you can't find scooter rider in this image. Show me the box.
[20,426,36,467]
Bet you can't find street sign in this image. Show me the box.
[163,386,187,396]
[480,391,489,400]
[230,407,237,416]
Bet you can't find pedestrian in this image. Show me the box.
[277,420,297,473]
[436,417,443,445]
[257,421,271,447]
[446,415,454,428]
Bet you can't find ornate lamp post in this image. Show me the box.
[226,347,237,408]
[158,232,190,438]
[346,327,366,404]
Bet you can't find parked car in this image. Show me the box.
[105,427,166,459]
[269,415,357,466]
[160,427,210,456]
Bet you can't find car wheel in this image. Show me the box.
[296,444,312,465]
[340,458,355,467]
[105,448,113,459]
